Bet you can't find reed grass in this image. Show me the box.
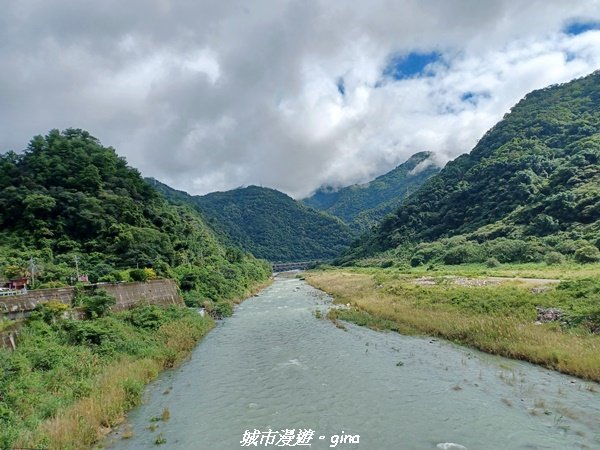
[307,270,600,382]
[12,313,213,450]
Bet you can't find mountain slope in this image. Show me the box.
[303,152,441,232]
[149,182,353,262]
[349,71,600,261]
[0,129,271,300]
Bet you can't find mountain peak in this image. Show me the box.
[303,151,442,231]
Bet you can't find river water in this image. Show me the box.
[106,277,600,450]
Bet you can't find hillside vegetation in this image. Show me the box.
[345,71,600,266]
[304,151,441,232]
[150,181,353,262]
[0,129,271,305]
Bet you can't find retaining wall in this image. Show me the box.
[0,279,183,320]
[0,279,183,350]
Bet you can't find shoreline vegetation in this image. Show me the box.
[306,264,600,383]
[0,277,272,450]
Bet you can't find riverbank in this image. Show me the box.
[100,277,600,450]
[0,306,213,450]
[306,267,600,382]
[0,278,272,450]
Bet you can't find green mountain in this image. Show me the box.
[347,71,600,265]
[149,181,353,262]
[303,152,441,232]
[0,129,271,302]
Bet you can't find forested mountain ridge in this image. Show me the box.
[0,129,270,302]
[345,71,600,265]
[303,151,441,232]
[149,180,353,262]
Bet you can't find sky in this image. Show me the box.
[2,1,600,199]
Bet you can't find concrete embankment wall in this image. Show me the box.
[0,287,74,319]
[0,280,184,351]
[103,280,182,311]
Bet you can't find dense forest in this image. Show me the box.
[150,181,353,262]
[343,71,600,266]
[0,129,271,305]
[303,151,441,232]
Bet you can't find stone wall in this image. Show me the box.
[102,280,182,311]
[0,287,74,319]
[0,279,183,350]
[0,279,183,320]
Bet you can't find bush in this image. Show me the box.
[202,300,215,316]
[82,290,116,318]
[143,267,157,280]
[63,320,121,347]
[545,251,566,265]
[443,243,482,265]
[410,253,426,267]
[129,268,148,282]
[214,301,234,318]
[574,245,600,263]
[485,238,543,263]
[122,378,144,408]
[126,306,166,330]
[30,300,69,324]
[485,257,501,268]
[182,291,202,307]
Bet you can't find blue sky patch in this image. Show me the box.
[336,77,345,96]
[460,91,490,105]
[383,51,441,80]
[563,20,600,36]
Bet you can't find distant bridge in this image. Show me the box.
[271,260,326,272]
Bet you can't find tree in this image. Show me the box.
[574,245,600,263]
[3,265,24,280]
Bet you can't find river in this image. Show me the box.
[106,277,600,450]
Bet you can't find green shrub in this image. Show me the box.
[129,268,148,282]
[126,306,166,330]
[410,253,426,267]
[485,257,501,268]
[203,300,215,316]
[214,301,234,318]
[545,251,566,265]
[122,378,144,408]
[574,245,600,263]
[143,268,157,279]
[182,291,202,307]
[443,243,482,265]
[81,290,116,318]
[30,300,70,324]
[63,319,121,348]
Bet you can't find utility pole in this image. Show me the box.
[74,256,80,280]
[29,257,36,288]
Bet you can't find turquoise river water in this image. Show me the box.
[105,277,600,450]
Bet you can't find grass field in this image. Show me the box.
[306,264,600,382]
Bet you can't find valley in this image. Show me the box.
[1,63,599,450]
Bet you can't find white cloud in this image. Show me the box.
[1,0,600,198]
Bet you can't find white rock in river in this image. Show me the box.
[437,444,467,450]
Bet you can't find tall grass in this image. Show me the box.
[307,270,600,382]
[0,307,214,450]
[343,261,600,280]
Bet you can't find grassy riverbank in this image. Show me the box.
[306,265,600,382]
[0,306,213,450]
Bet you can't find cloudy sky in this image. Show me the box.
[2,1,600,198]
